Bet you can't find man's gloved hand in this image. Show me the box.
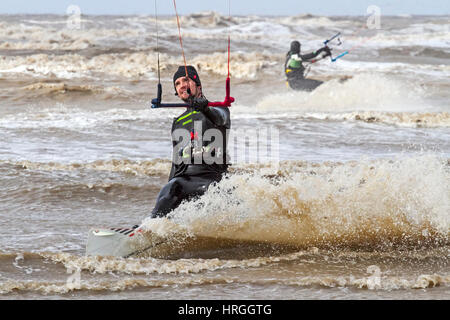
[317,46,332,57]
[189,96,209,112]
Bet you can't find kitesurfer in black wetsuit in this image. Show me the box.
[284,40,332,91]
[150,65,230,218]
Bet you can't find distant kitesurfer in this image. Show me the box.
[150,65,230,218]
[284,40,332,91]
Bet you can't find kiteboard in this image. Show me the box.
[85,226,167,258]
[85,225,242,259]
[85,225,296,259]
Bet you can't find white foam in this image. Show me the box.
[256,73,432,113]
[0,105,177,130]
[142,155,450,247]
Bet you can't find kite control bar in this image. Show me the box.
[151,77,235,109]
[324,32,342,46]
[323,32,349,62]
[206,77,235,107]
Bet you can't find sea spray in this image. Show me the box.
[256,74,430,113]
[142,155,449,249]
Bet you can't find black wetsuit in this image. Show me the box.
[151,104,230,218]
[285,46,330,91]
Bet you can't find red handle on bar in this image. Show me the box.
[207,77,235,107]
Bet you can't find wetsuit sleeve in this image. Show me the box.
[300,47,328,62]
[300,51,320,61]
[203,107,231,128]
[189,97,230,128]
[168,162,175,181]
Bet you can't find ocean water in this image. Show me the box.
[0,12,449,300]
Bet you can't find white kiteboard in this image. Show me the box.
[86,225,294,259]
[85,225,213,259]
[85,227,165,258]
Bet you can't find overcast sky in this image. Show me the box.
[0,0,448,16]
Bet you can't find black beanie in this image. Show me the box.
[173,65,201,95]
[290,41,301,54]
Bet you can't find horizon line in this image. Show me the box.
[0,11,447,17]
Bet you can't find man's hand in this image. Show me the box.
[317,46,332,57]
[189,96,209,112]
[324,46,332,57]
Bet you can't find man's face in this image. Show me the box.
[174,76,201,101]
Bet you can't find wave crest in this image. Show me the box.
[142,155,450,249]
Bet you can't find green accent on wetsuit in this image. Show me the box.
[288,58,302,69]
[176,111,199,123]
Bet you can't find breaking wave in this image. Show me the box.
[1,248,448,295]
[0,158,172,176]
[255,74,449,127]
[136,155,450,250]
